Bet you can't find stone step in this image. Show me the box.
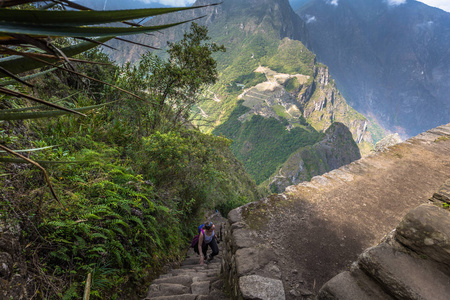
[145,294,197,300]
[151,275,192,287]
[146,283,190,298]
[358,243,450,300]
[191,280,210,295]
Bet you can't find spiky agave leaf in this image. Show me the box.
[0,4,219,26]
[0,101,116,121]
[0,16,206,38]
[0,37,112,78]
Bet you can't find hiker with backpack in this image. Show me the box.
[193,221,219,265]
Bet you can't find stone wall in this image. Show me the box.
[222,203,286,300]
[221,123,450,299]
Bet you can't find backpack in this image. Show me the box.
[190,224,206,254]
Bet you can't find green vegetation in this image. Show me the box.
[1,20,259,299]
[262,38,316,76]
[214,102,322,184]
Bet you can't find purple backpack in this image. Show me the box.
[190,224,206,252]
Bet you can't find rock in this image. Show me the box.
[0,252,13,278]
[232,229,258,250]
[228,208,243,225]
[146,295,197,300]
[431,179,450,204]
[375,133,402,151]
[146,283,190,298]
[191,280,210,295]
[239,275,285,300]
[151,275,192,287]
[235,246,276,277]
[358,243,450,299]
[395,204,450,270]
[318,270,393,300]
[263,262,281,279]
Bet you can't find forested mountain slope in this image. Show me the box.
[106,0,382,192]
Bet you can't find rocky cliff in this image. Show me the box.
[265,122,361,193]
[221,123,450,299]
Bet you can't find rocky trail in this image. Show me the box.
[144,215,230,300]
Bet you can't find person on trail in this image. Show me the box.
[198,221,219,265]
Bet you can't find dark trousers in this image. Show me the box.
[202,237,219,258]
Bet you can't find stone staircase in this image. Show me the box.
[143,249,229,300]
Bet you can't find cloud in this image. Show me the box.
[385,0,407,6]
[417,0,450,12]
[326,0,339,6]
[138,0,195,7]
[417,20,434,29]
[305,15,317,23]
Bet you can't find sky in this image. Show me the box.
[138,0,450,12]
[416,0,450,12]
[138,0,195,6]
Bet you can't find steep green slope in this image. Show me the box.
[105,0,384,191]
[213,101,322,184]
[263,122,361,193]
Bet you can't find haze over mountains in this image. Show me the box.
[294,0,450,136]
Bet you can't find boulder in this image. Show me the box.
[395,204,450,270]
[359,243,450,300]
[239,275,285,300]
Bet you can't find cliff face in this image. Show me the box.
[222,123,450,299]
[267,122,361,193]
[296,0,450,137]
[302,65,373,148]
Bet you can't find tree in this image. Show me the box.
[133,23,226,132]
